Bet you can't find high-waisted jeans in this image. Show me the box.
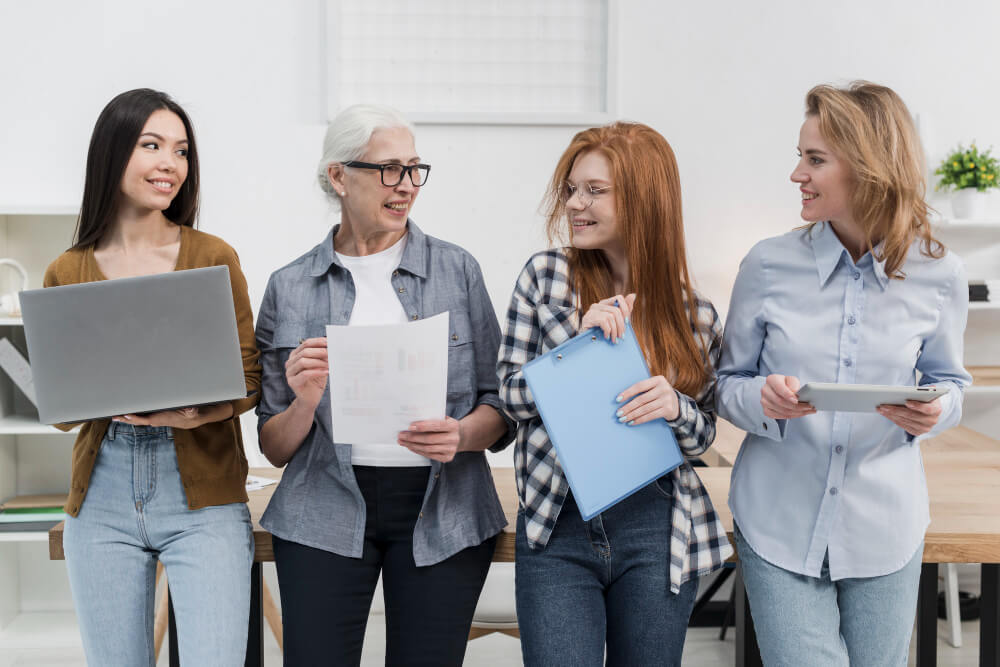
[63,421,253,666]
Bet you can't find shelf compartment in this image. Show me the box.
[968,366,1000,386]
[0,611,81,649]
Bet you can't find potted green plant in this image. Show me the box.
[934,143,999,220]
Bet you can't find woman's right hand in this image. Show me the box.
[580,293,637,342]
[761,374,816,420]
[285,337,329,408]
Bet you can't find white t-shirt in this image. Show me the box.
[336,234,430,467]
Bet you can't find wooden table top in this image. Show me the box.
[49,465,520,563]
[49,426,1000,564]
[697,425,1000,563]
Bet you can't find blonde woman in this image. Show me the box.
[717,82,972,665]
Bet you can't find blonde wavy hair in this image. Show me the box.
[804,81,943,278]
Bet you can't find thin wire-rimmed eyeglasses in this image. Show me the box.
[344,161,431,187]
[559,181,613,208]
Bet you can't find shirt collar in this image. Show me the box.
[809,221,889,291]
[309,219,428,278]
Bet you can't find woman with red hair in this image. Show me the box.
[497,122,732,665]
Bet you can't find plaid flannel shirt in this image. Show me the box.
[497,248,734,593]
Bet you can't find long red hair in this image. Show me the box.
[544,122,709,396]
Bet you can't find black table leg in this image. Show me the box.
[734,564,763,667]
[981,564,1000,667]
[167,587,179,667]
[245,561,263,667]
[916,562,938,667]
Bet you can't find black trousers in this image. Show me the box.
[273,465,497,667]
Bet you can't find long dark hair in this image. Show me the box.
[73,89,199,249]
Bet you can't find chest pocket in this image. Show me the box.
[447,312,475,404]
[537,303,578,353]
[273,321,328,351]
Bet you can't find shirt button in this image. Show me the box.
[419,512,424,519]
[852,272,860,280]
[844,359,852,367]
[411,314,418,320]
[835,445,844,454]
[451,334,458,341]
[830,487,839,496]
[847,315,856,325]
[398,287,405,294]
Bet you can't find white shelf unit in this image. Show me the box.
[0,211,79,652]
[934,219,1000,438]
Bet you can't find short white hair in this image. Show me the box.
[316,104,416,201]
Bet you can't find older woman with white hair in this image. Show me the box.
[255,105,513,666]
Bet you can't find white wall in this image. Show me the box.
[2,0,999,463]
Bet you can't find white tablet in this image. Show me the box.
[795,383,948,413]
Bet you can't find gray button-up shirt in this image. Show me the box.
[255,221,514,566]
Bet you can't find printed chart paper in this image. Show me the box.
[327,312,448,445]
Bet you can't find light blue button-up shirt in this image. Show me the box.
[717,222,971,580]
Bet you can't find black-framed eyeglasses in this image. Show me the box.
[344,161,431,187]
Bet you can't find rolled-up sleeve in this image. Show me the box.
[497,258,544,422]
[254,275,294,432]
[666,302,723,457]
[717,245,785,441]
[464,256,515,452]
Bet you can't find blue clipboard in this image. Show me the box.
[522,322,683,520]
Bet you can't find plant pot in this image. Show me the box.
[951,188,987,220]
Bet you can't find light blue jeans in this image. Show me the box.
[63,422,253,666]
[734,524,922,667]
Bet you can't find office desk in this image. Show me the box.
[48,465,518,666]
[698,425,1000,667]
[49,428,1000,667]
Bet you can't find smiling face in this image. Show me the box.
[565,150,622,253]
[330,126,421,240]
[119,109,189,214]
[790,115,854,225]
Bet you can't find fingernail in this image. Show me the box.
[616,394,624,403]
[627,420,635,426]
[616,409,623,417]
[618,416,628,423]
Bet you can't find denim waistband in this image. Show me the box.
[105,420,173,441]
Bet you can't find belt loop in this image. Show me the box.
[106,420,118,440]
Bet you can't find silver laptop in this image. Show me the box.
[19,266,248,424]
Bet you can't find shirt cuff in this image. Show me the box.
[748,375,785,441]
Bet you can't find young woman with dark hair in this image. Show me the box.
[44,88,260,666]
[497,122,732,666]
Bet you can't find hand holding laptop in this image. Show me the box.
[112,404,233,429]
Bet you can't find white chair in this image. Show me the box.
[469,562,519,640]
